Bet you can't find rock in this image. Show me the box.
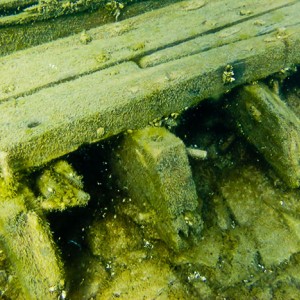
[36,160,90,211]
[219,164,300,268]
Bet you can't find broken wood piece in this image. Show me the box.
[112,127,203,251]
[0,181,65,299]
[0,0,36,12]
[228,83,300,188]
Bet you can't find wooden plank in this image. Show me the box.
[0,0,296,102]
[0,180,65,299]
[0,1,180,56]
[139,1,300,67]
[1,0,300,178]
[229,83,300,188]
[0,0,104,25]
[0,0,36,11]
[112,127,202,251]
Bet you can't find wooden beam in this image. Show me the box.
[0,0,300,178]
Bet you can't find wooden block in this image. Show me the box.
[0,0,298,102]
[112,127,203,250]
[0,181,65,299]
[228,83,300,187]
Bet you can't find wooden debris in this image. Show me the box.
[112,127,203,250]
[228,83,300,188]
[0,0,300,179]
[0,181,65,299]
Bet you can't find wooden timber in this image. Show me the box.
[229,83,300,188]
[0,0,300,179]
[0,0,36,11]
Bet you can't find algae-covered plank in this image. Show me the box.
[139,1,300,67]
[0,0,296,102]
[0,181,65,299]
[229,83,300,188]
[0,1,181,56]
[0,30,294,178]
[0,0,106,25]
[1,0,300,178]
[0,0,36,10]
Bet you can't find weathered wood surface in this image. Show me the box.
[0,0,36,11]
[229,83,300,188]
[0,0,102,25]
[0,0,300,179]
[112,127,203,251]
[0,180,65,299]
[0,1,178,56]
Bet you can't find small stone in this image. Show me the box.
[80,31,92,45]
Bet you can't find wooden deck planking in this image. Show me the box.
[0,0,300,178]
[0,0,296,102]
